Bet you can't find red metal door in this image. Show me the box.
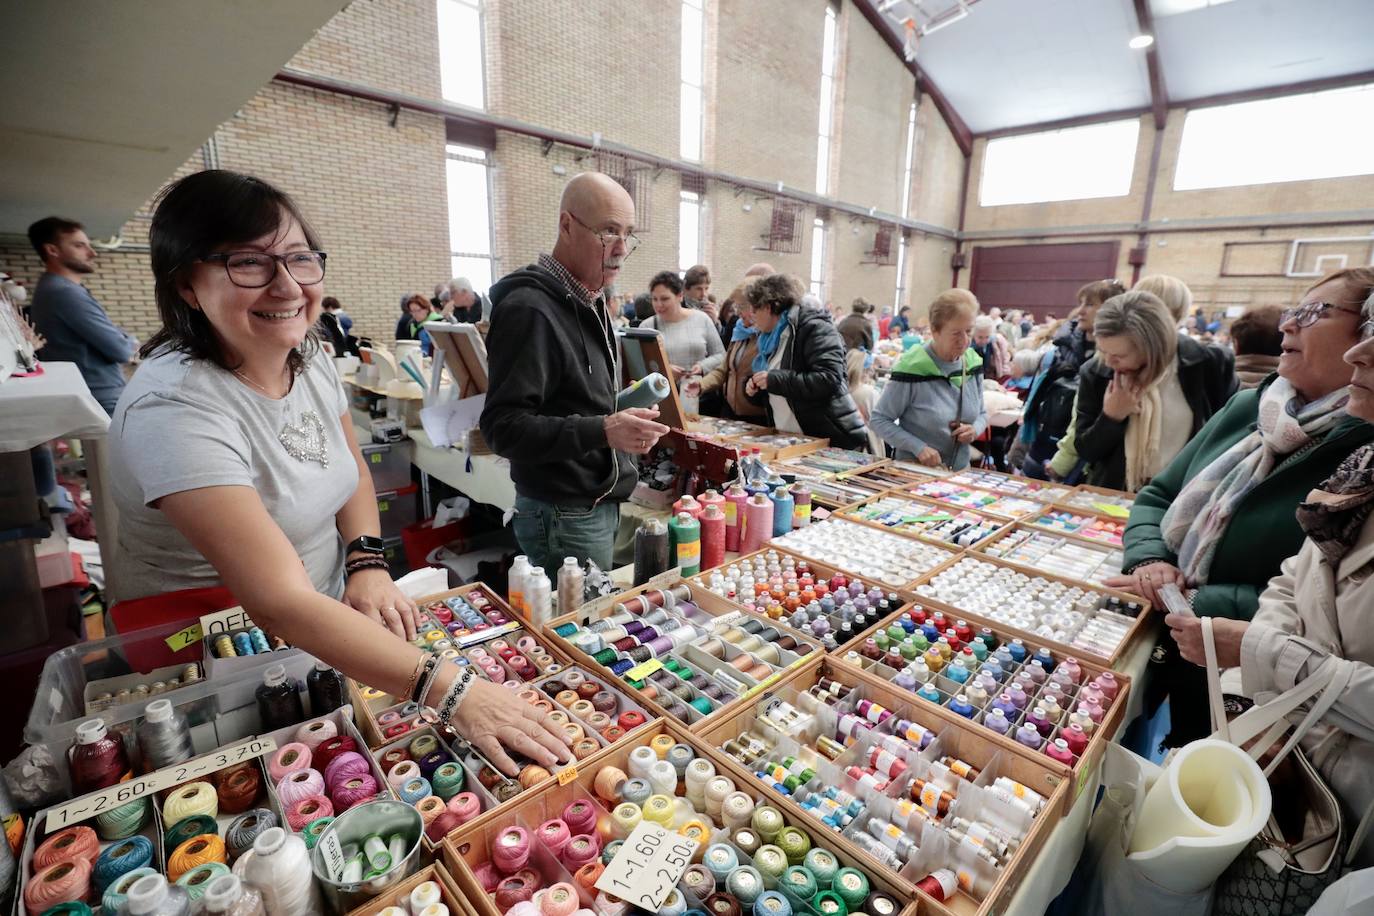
[969,241,1120,321]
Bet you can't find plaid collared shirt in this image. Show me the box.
[538,253,601,309]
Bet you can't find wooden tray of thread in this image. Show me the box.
[767,516,962,592]
[687,546,917,657]
[441,715,919,916]
[838,493,1013,551]
[543,579,821,734]
[694,655,1069,914]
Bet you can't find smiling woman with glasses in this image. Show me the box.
[104,170,575,777]
[1102,266,1374,749]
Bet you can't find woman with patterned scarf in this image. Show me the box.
[1107,267,1374,745]
[1163,307,1374,865]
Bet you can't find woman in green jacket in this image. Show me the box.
[1106,267,1374,744]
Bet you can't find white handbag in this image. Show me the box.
[1075,618,1355,915]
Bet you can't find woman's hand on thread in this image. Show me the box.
[951,423,977,445]
[1104,560,1185,607]
[342,569,419,640]
[916,446,942,467]
[452,679,574,777]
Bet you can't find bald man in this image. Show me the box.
[480,173,668,573]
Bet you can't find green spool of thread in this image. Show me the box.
[873,632,890,650]
[909,633,929,653]
[668,511,702,575]
[726,865,765,906]
[803,849,839,886]
[776,826,811,866]
[782,865,818,901]
[678,665,696,681]
[831,868,870,912]
[690,696,713,715]
[38,903,93,916]
[592,648,618,666]
[751,806,785,843]
[177,862,231,900]
[408,733,439,759]
[754,844,788,882]
[95,798,150,840]
[164,814,218,857]
[900,642,920,661]
[812,889,849,916]
[886,624,905,642]
[554,623,579,637]
[625,677,647,690]
[602,839,623,865]
[970,640,989,661]
[432,762,466,800]
[304,817,335,849]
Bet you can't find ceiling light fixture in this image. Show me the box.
[1129,34,1155,49]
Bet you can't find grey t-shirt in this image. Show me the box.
[108,349,359,603]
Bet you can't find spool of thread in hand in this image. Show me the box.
[616,372,671,410]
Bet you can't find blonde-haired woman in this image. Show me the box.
[1134,273,1192,325]
[871,289,988,469]
[1074,290,1236,491]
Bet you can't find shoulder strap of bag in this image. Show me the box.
[1202,618,1355,776]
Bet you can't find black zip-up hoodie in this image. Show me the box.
[479,262,637,506]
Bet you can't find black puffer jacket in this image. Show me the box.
[749,305,868,450]
[1075,334,1237,491]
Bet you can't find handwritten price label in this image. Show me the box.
[45,736,277,832]
[165,624,203,652]
[595,821,698,911]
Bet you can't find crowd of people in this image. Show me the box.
[11,170,1374,845]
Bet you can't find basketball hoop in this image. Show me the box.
[902,18,919,61]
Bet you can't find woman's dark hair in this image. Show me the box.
[143,170,323,376]
[649,270,684,296]
[1230,305,1284,357]
[744,273,804,316]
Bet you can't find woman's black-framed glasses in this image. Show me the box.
[568,212,640,257]
[201,250,328,288]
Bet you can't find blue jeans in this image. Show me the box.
[512,495,619,573]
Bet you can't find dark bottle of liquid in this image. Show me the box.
[255,663,304,731]
[306,661,346,715]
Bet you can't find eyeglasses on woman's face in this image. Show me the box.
[1280,301,1362,330]
[200,250,327,288]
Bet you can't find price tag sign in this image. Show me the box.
[595,821,698,911]
[556,765,579,786]
[625,658,664,682]
[165,623,203,652]
[318,829,347,881]
[1093,502,1130,519]
[45,736,278,832]
[198,606,256,637]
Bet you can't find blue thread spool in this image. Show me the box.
[249,627,270,653]
[232,632,254,656]
[769,488,794,537]
[93,835,154,891]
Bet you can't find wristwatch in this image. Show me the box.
[346,535,386,556]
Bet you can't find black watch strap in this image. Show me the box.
[347,535,386,556]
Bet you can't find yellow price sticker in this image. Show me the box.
[625,658,664,682]
[557,765,578,786]
[1093,502,1130,519]
[378,500,390,512]
[370,453,382,463]
[165,624,203,652]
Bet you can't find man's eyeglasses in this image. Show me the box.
[1280,301,1362,329]
[568,212,640,257]
[201,250,327,288]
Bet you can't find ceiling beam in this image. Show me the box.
[1131,0,1169,130]
[979,106,1152,140]
[850,0,973,156]
[1176,67,1374,111]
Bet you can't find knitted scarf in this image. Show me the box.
[1122,366,1169,493]
[1161,377,1351,584]
[1296,444,1374,565]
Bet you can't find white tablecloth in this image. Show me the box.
[0,361,119,589]
[0,362,108,451]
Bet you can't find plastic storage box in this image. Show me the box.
[361,442,413,491]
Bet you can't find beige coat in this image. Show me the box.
[1239,510,1374,864]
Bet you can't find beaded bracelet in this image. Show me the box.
[433,664,477,727]
[345,557,390,577]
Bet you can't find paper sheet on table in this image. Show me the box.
[419,393,485,449]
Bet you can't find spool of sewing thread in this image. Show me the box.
[700,504,726,571]
[102,866,156,913]
[168,834,227,882]
[768,487,794,537]
[268,743,312,784]
[669,512,703,575]
[225,809,277,861]
[293,718,338,752]
[286,796,334,831]
[558,558,585,615]
[163,815,218,858]
[36,826,100,870]
[722,483,748,551]
[789,484,811,529]
[177,861,230,901]
[24,858,92,912]
[493,826,532,874]
[137,699,194,770]
[325,751,372,787]
[70,719,131,794]
[276,768,326,808]
[93,797,150,841]
[633,518,671,586]
[741,494,773,553]
[164,781,219,823]
[537,818,571,859]
[214,764,261,815]
[594,766,628,804]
